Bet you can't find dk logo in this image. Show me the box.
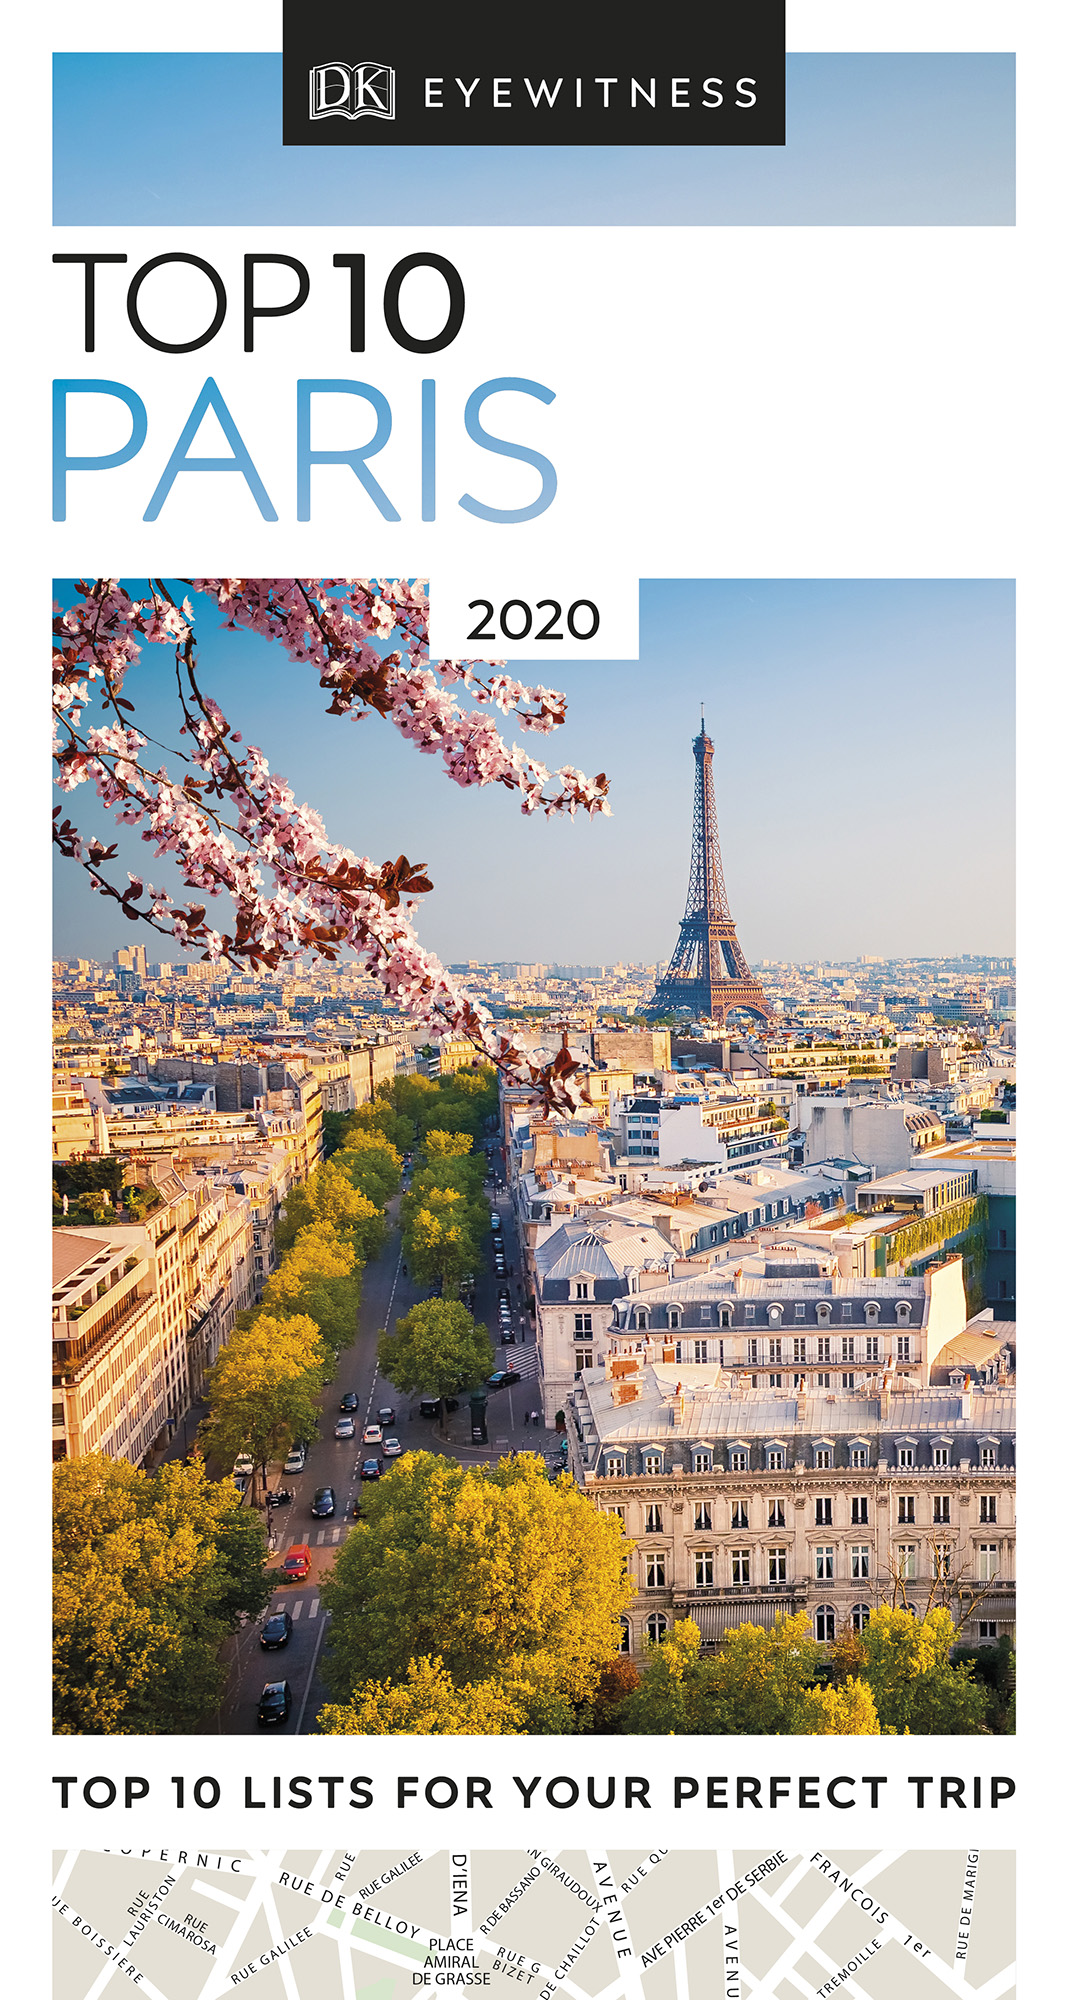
[309,59,396,123]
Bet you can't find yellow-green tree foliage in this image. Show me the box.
[833,1606,988,1734]
[321,1453,633,1723]
[258,1224,360,1354]
[53,1455,270,1733]
[202,1312,325,1473]
[275,1160,385,1259]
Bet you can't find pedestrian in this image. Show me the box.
[531,1412,539,1428]
[402,1262,407,1276]
[523,1411,530,1427]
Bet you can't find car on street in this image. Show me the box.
[382,1437,402,1457]
[360,1456,383,1479]
[284,1445,306,1474]
[490,1212,500,1228]
[363,1423,383,1445]
[338,1391,360,1412]
[310,1486,336,1517]
[257,1680,291,1725]
[233,1453,254,1477]
[497,1287,509,1303]
[280,1544,311,1582]
[487,1368,521,1389]
[334,1416,355,1439]
[259,1610,293,1650]
[500,1328,516,1344]
[418,1395,459,1417]
[376,1406,397,1428]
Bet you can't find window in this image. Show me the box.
[575,1349,593,1371]
[794,1305,806,1323]
[769,1373,784,1388]
[694,1550,715,1586]
[730,1449,748,1473]
[604,1454,625,1477]
[694,1501,713,1530]
[693,1339,708,1363]
[646,1614,667,1645]
[896,1301,912,1324]
[605,1504,627,1520]
[865,1335,880,1361]
[841,1371,855,1389]
[618,1620,630,1653]
[700,1304,713,1323]
[933,1543,954,1580]
[817,1336,831,1362]
[574,1282,588,1300]
[816,1305,831,1328]
[768,1304,783,1326]
[745,1304,755,1320]
[842,1336,855,1362]
[851,1496,869,1525]
[980,1444,999,1469]
[793,1337,807,1361]
[766,1447,785,1471]
[851,1446,868,1469]
[977,1620,998,1640]
[814,1496,833,1526]
[768,1547,788,1583]
[851,1604,871,1631]
[644,1451,663,1476]
[898,1544,917,1579]
[814,1447,832,1471]
[731,1501,749,1530]
[817,1371,831,1388]
[980,1494,997,1524]
[897,1335,912,1361]
[865,1302,880,1325]
[815,1545,834,1579]
[768,1338,783,1363]
[644,1550,666,1588]
[747,1339,759,1364]
[768,1499,786,1528]
[645,1504,663,1535]
[933,1495,951,1524]
[692,1450,712,1474]
[898,1446,914,1469]
[978,1544,1000,1582]
[718,1305,733,1328]
[841,1302,852,1320]
[932,1445,950,1469]
[574,1312,592,1334]
[851,1544,871,1579]
[667,1307,681,1330]
[731,1549,751,1585]
[635,1309,649,1331]
[898,1495,916,1524]
[814,1605,836,1641]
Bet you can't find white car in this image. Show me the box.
[490,1212,501,1229]
[363,1423,383,1445]
[284,1446,306,1474]
[233,1453,254,1477]
[382,1437,402,1457]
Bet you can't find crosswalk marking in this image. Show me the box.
[291,1600,303,1620]
[309,1598,319,1618]
[330,1527,341,1542]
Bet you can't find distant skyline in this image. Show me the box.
[53,579,1015,969]
[53,54,1014,226]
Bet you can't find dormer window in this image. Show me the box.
[634,1308,649,1331]
[765,1446,785,1471]
[768,1304,783,1326]
[816,1302,831,1326]
[667,1307,681,1330]
[896,1301,912,1324]
[718,1304,732,1327]
[865,1302,880,1325]
[574,1281,589,1300]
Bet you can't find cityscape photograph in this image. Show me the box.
[51,577,1015,1735]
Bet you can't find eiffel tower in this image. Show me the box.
[646,718,769,1022]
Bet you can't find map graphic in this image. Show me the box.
[53,1846,1014,2000]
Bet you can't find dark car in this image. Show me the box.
[360,1456,383,1480]
[339,1391,360,1412]
[497,1287,510,1302]
[487,1368,521,1389]
[257,1679,291,1725]
[500,1329,517,1344]
[377,1406,397,1428]
[259,1610,293,1650]
[311,1486,336,1517]
[418,1395,459,1417]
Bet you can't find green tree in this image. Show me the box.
[317,1657,536,1735]
[378,1299,495,1434]
[53,1455,270,1733]
[404,1190,481,1296]
[201,1313,325,1488]
[257,1226,361,1356]
[618,1614,884,1736]
[422,1128,474,1160]
[334,1130,403,1209]
[275,1161,385,1260]
[320,1453,633,1722]
[833,1607,989,1734]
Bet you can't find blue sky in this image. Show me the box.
[53,54,1014,225]
[53,579,1015,967]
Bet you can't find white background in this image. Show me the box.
[7,5,1065,1991]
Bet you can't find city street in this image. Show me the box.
[218,1156,553,1733]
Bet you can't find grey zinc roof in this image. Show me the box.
[579,1366,1015,1446]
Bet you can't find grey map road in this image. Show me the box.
[221,1170,554,1735]
[52,1847,1017,2000]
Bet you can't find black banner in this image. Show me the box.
[282,3,786,147]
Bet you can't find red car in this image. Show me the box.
[281,1543,312,1582]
